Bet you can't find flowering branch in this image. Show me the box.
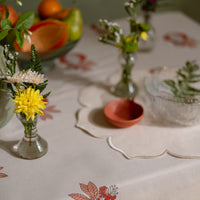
[98,0,150,53]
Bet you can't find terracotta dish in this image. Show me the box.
[104,98,144,128]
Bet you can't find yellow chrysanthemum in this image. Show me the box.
[13,86,47,121]
[141,32,148,41]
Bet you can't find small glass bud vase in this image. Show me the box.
[139,11,155,52]
[114,52,137,99]
[12,113,48,159]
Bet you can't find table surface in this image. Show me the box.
[1,11,200,200]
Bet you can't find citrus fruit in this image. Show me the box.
[50,8,71,20]
[0,4,18,26]
[38,0,62,19]
[14,20,68,52]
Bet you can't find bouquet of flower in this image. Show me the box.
[0,44,50,123]
[98,0,150,53]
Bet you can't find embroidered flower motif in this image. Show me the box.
[0,167,8,178]
[59,52,95,71]
[40,99,61,120]
[69,181,118,200]
[7,69,46,84]
[13,86,47,121]
[163,32,197,48]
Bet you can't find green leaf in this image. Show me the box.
[5,5,9,18]
[27,45,42,73]
[0,18,12,30]
[164,80,176,87]
[177,70,187,80]
[139,23,150,32]
[16,12,34,31]
[123,42,138,53]
[43,91,51,99]
[0,0,6,4]
[15,30,24,47]
[0,30,8,40]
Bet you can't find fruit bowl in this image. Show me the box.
[144,67,200,126]
[0,0,83,73]
[16,39,79,73]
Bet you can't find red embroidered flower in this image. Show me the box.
[69,182,118,200]
[99,186,107,195]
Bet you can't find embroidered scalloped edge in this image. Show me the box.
[107,137,200,159]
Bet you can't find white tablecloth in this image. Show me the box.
[1,11,200,200]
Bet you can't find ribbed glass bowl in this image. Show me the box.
[17,39,79,73]
[143,68,200,126]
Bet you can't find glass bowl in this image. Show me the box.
[143,67,200,126]
[16,39,80,73]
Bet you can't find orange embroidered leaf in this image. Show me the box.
[87,182,98,199]
[69,193,90,200]
[0,173,8,178]
[80,183,91,197]
[45,105,60,112]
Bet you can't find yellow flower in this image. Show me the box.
[141,32,148,40]
[125,36,133,43]
[13,86,47,121]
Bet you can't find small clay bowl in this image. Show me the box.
[104,98,144,128]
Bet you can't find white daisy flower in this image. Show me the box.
[7,69,46,85]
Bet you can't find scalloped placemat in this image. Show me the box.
[76,70,200,159]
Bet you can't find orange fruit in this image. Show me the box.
[14,20,68,52]
[0,4,18,26]
[38,0,62,19]
[50,8,71,20]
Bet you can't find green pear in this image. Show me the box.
[64,8,83,42]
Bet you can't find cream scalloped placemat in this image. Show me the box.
[76,69,200,159]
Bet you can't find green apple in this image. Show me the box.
[64,8,83,42]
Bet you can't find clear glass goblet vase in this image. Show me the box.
[139,11,155,52]
[13,113,48,159]
[114,52,137,99]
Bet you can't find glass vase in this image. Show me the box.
[12,113,48,159]
[139,11,155,52]
[114,52,137,99]
[0,87,14,128]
